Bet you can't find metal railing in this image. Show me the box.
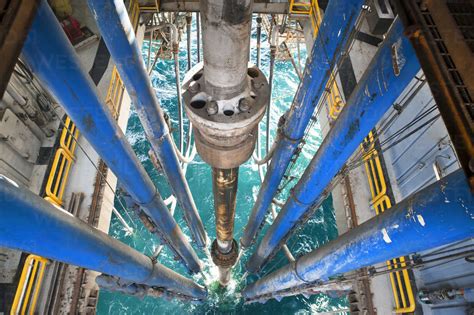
[44,117,79,206]
[362,132,416,313]
[10,255,49,315]
[289,0,345,121]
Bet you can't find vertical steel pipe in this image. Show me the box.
[213,168,238,251]
[186,13,192,71]
[201,0,253,100]
[196,12,201,63]
[240,0,366,249]
[242,169,474,300]
[211,167,239,286]
[22,1,201,273]
[0,176,207,300]
[87,0,208,249]
[246,18,421,273]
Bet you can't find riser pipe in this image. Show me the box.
[22,0,201,273]
[241,0,367,249]
[246,18,422,273]
[87,0,208,250]
[0,176,207,300]
[242,169,474,300]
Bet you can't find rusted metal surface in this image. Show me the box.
[213,167,238,244]
[0,0,39,99]
[395,0,474,190]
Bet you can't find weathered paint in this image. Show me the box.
[242,169,474,301]
[240,0,367,250]
[0,176,207,300]
[22,0,201,273]
[87,0,208,250]
[246,18,422,274]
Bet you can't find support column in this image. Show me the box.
[246,18,421,274]
[242,169,474,301]
[240,0,366,250]
[0,176,207,300]
[87,0,208,250]
[22,0,201,273]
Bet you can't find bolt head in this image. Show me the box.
[189,81,200,93]
[239,98,250,112]
[207,101,218,115]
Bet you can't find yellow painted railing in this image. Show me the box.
[362,132,416,314]
[105,67,125,119]
[44,117,79,206]
[10,255,49,315]
[105,0,141,119]
[289,0,345,121]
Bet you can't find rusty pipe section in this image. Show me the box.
[213,167,238,249]
[211,167,239,286]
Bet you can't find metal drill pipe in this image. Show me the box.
[174,43,184,153]
[186,13,192,71]
[201,0,253,99]
[240,0,366,249]
[0,176,207,300]
[196,12,201,63]
[242,169,474,300]
[87,0,208,249]
[23,0,201,273]
[213,167,239,249]
[246,18,421,273]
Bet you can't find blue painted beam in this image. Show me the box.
[246,18,421,273]
[242,169,474,300]
[0,176,207,300]
[241,0,367,249]
[22,0,201,273]
[87,0,208,249]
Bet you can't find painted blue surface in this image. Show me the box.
[22,0,201,274]
[0,176,207,299]
[87,0,207,249]
[243,169,474,300]
[246,18,422,273]
[241,0,367,249]
[97,15,346,313]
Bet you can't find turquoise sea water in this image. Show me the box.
[97,17,347,314]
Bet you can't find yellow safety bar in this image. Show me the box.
[362,132,416,313]
[105,67,125,119]
[10,255,48,315]
[105,0,141,119]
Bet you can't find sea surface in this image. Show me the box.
[97,16,348,314]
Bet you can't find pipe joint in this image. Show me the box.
[211,239,239,268]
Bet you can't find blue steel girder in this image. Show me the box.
[87,0,208,249]
[22,0,202,274]
[242,169,474,301]
[240,0,368,250]
[246,18,422,274]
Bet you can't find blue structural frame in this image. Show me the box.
[241,0,367,249]
[242,169,474,300]
[0,176,207,300]
[87,0,208,249]
[246,18,422,273]
[22,0,201,273]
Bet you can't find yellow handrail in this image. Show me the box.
[10,255,48,315]
[362,132,416,313]
[105,0,141,119]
